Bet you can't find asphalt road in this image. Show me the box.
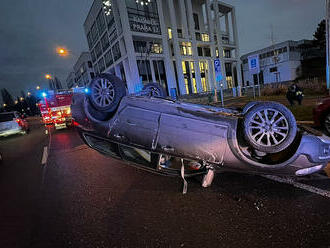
[1,118,330,248]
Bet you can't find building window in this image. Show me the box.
[96,10,106,35]
[195,32,201,41]
[203,47,211,57]
[95,42,102,58]
[270,67,278,73]
[112,42,121,61]
[151,43,162,54]
[153,60,168,95]
[91,49,96,62]
[242,59,248,64]
[168,28,172,39]
[199,61,209,92]
[87,61,93,68]
[177,29,183,38]
[90,72,95,79]
[223,50,231,58]
[87,32,93,49]
[193,13,200,30]
[222,36,229,44]
[216,48,219,58]
[137,60,152,83]
[104,49,114,67]
[133,40,147,53]
[101,33,110,51]
[197,47,203,56]
[91,23,98,44]
[180,42,192,56]
[201,33,210,42]
[98,57,106,72]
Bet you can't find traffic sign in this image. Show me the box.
[248,54,260,74]
[214,59,223,82]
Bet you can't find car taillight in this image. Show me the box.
[16,119,23,127]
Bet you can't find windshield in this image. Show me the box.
[0,113,15,122]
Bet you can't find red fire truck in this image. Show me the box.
[38,90,73,128]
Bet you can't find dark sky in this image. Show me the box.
[0,0,325,99]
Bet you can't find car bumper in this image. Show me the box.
[0,128,24,137]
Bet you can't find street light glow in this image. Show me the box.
[3,103,7,107]
[45,74,52,79]
[42,92,47,98]
[36,86,40,90]
[56,47,69,57]
[27,92,31,96]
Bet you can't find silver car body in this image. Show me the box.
[72,93,330,177]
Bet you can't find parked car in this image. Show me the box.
[72,74,330,188]
[0,111,29,137]
[313,97,330,135]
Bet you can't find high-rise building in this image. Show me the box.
[84,0,241,97]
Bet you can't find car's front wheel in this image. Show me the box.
[243,102,297,154]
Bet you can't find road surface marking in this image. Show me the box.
[263,175,330,199]
[41,146,48,165]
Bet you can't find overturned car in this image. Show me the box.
[72,74,330,189]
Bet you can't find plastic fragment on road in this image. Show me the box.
[202,166,215,188]
[181,159,187,194]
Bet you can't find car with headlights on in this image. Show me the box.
[0,111,29,137]
[71,74,330,188]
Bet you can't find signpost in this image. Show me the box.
[214,59,224,106]
[248,54,261,97]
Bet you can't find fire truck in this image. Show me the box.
[38,90,73,128]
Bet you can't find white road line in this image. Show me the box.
[263,175,330,199]
[41,146,48,165]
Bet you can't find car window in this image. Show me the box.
[118,145,159,169]
[0,113,15,122]
[84,134,121,159]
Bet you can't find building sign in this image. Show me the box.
[248,54,260,74]
[128,14,161,35]
[214,59,223,82]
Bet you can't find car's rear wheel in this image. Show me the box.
[243,102,297,154]
[89,74,126,113]
[142,83,166,98]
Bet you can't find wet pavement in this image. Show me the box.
[1,118,330,248]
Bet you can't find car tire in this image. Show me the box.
[243,102,297,154]
[88,74,127,113]
[142,83,167,98]
[323,113,330,135]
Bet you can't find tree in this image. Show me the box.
[313,19,326,49]
[1,88,14,107]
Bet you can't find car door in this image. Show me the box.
[110,106,161,150]
[157,114,229,164]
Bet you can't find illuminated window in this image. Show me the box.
[181,61,190,94]
[190,62,197,93]
[216,48,219,58]
[180,42,192,56]
[151,43,163,54]
[199,61,209,92]
[201,33,210,42]
[226,76,233,88]
[168,28,172,39]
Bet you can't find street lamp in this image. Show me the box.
[20,97,24,101]
[36,86,40,90]
[3,103,7,107]
[45,74,52,79]
[27,92,31,96]
[15,100,18,104]
[56,47,69,57]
